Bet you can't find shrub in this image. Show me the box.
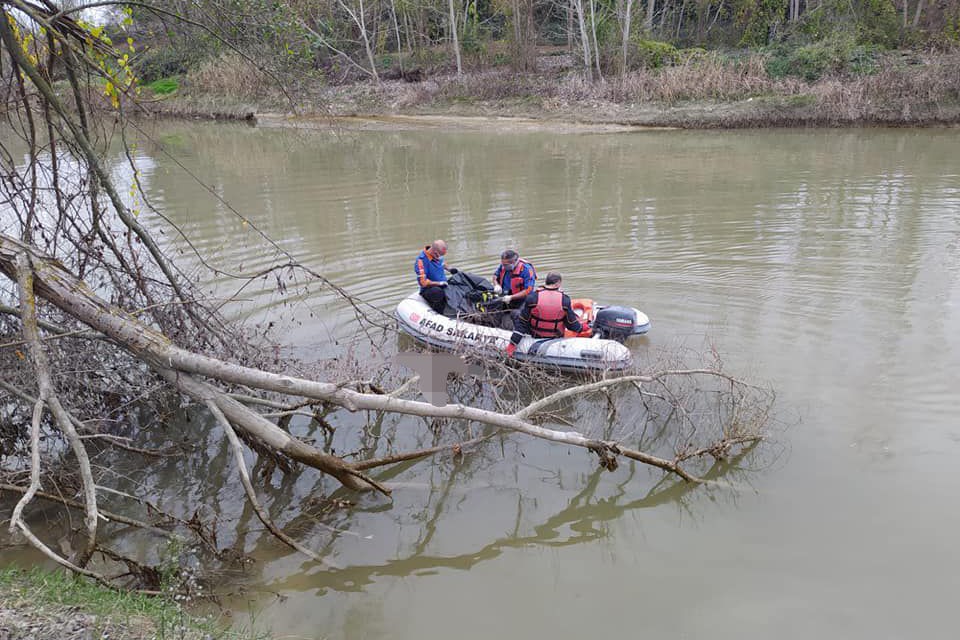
[678,47,710,64]
[607,52,789,103]
[493,50,511,67]
[791,0,899,48]
[433,70,550,102]
[134,45,204,84]
[410,46,452,72]
[628,39,680,70]
[942,8,960,44]
[184,53,271,98]
[855,0,900,48]
[765,32,880,80]
[736,0,786,47]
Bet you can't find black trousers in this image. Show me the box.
[420,286,447,314]
[499,298,525,330]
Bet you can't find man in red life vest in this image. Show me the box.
[506,272,583,358]
[492,249,537,329]
[414,239,458,313]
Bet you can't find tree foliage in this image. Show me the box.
[115,0,960,83]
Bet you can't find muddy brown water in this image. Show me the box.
[6,121,960,639]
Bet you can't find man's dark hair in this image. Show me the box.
[545,272,562,286]
[501,249,518,261]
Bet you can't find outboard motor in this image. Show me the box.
[592,306,636,343]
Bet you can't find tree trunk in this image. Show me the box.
[358,0,381,83]
[675,0,684,39]
[512,0,537,71]
[573,0,594,80]
[707,0,725,35]
[448,0,463,76]
[646,0,656,32]
[621,0,633,76]
[403,10,415,53]
[912,0,925,28]
[589,0,602,79]
[390,0,404,72]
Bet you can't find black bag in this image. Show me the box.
[441,272,502,326]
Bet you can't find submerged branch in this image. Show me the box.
[206,399,337,567]
[0,484,182,541]
[352,432,496,471]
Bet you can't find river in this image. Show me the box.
[13,120,960,639]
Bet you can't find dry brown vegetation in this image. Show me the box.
[184,53,278,100]
[154,49,960,128]
[809,52,960,122]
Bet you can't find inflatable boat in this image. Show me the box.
[395,272,650,372]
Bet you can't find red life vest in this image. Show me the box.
[529,288,566,337]
[498,258,536,296]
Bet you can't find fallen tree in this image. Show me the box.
[0,230,771,581]
[1,231,768,478]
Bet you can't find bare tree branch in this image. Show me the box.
[13,252,99,567]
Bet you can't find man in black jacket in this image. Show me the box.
[506,272,583,357]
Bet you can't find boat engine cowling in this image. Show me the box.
[592,306,636,343]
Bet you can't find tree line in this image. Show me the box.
[127,0,960,86]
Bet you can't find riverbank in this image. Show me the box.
[0,567,263,640]
[141,49,960,130]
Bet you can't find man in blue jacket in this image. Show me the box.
[492,249,537,329]
[414,239,457,313]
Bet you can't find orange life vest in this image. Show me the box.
[497,258,536,296]
[529,288,566,337]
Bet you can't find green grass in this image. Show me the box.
[785,94,818,106]
[147,77,180,95]
[0,566,269,640]
[0,565,169,620]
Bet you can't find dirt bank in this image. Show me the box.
[150,89,960,132]
[253,98,960,133]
